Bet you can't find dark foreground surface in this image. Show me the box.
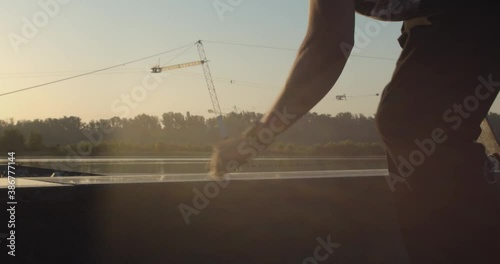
[1,171,409,263]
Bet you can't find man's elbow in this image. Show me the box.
[301,33,353,68]
[337,34,355,60]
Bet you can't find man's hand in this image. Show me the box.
[209,134,258,177]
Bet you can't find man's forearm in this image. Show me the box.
[260,40,351,130]
[259,0,354,135]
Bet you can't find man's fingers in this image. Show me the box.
[208,136,250,177]
[208,149,227,177]
[209,158,227,178]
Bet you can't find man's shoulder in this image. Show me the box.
[355,0,492,21]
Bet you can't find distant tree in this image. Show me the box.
[9,110,500,156]
[155,141,167,153]
[122,114,162,144]
[162,112,186,131]
[0,128,26,151]
[26,131,44,151]
[130,114,161,131]
[76,141,93,155]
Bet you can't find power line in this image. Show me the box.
[203,40,398,61]
[0,54,181,77]
[0,69,147,80]
[1,39,397,97]
[166,71,279,92]
[203,40,297,52]
[2,40,397,82]
[0,42,196,98]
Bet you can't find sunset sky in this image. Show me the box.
[2,0,495,122]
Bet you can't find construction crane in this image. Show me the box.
[151,40,228,139]
[151,60,205,73]
[336,94,348,101]
[335,93,379,101]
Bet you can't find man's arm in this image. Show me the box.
[259,0,354,131]
[210,0,355,176]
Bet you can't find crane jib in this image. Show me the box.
[161,60,205,71]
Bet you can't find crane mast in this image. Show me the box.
[196,40,227,139]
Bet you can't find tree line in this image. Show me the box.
[2,111,500,156]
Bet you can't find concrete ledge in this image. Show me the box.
[0,178,69,188]
[1,169,390,187]
[0,170,408,263]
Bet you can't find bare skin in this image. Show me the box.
[209,0,355,176]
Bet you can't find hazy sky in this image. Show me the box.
[2,0,493,122]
